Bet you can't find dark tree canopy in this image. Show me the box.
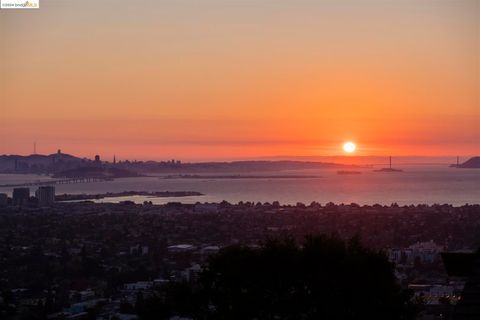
[199,235,416,320]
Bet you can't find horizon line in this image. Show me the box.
[0,151,477,164]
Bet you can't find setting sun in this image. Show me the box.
[343,142,356,153]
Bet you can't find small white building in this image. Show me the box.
[167,244,196,253]
[124,281,153,291]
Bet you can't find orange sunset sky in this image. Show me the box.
[1,0,479,161]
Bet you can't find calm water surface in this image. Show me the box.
[0,165,479,206]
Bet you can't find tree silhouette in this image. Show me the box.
[199,235,417,320]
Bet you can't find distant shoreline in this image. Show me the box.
[162,174,322,179]
[55,191,204,202]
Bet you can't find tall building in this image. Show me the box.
[0,193,8,206]
[12,188,30,206]
[35,186,55,207]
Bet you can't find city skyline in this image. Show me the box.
[0,147,476,164]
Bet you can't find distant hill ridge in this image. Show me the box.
[459,157,480,168]
[0,152,84,173]
[0,152,80,161]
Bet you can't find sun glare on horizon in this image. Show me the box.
[343,142,356,153]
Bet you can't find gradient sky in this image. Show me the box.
[1,0,479,161]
